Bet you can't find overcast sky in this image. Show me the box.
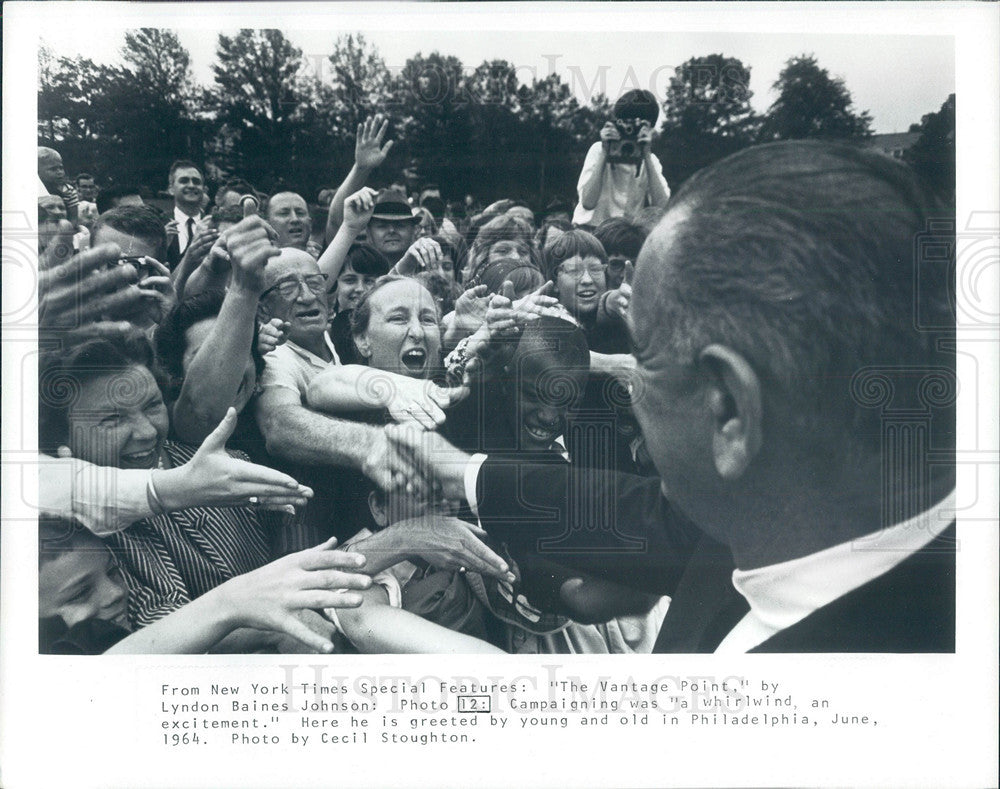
[41,19,954,134]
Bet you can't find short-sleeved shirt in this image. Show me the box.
[572,142,670,226]
[258,334,341,401]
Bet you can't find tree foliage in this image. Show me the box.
[41,35,903,207]
[210,29,316,190]
[655,54,760,186]
[760,55,873,142]
[905,93,955,206]
[38,30,206,187]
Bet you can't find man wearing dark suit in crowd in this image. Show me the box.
[387,140,956,653]
[164,159,206,269]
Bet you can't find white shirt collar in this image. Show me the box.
[281,332,340,368]
[716,490,956,653]
[173,205,202,223]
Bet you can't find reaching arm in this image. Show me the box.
[109,538,371,654]
[316,186,376,281]
[344,515,512,580]
[307,364,465,430]
[171,287,258,443]
[384,424,704,596]
[255,387,422,495]
[257,386,378,468]
[172,217,279,443]
[334,585,504,654]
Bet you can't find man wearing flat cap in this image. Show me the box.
[366,189,420,266]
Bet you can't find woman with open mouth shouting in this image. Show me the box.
[307,274,467,431]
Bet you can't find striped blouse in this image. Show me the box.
[105,441,270,629]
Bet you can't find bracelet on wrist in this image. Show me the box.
[146,470,167,516]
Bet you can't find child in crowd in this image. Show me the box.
[328,243,393,365]
[39,515,371,654]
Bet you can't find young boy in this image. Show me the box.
[38,515,372,654]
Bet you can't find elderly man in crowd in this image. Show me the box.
[253,247,410,548]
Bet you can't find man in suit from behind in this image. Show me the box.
[388,140,957,653]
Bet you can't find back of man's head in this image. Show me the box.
[96,185,143,215]
[92,205,168,261]
[593,217,647,260]
[635,140,955,459]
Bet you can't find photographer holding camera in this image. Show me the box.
[573,89,670,227]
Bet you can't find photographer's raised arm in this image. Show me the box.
[577,123,617,210]
[640,124,671,207]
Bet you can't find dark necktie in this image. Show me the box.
[184,216,195,253]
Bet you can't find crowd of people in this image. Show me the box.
[35,85,956,655]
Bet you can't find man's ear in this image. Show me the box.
[367,491,388,528]
[697,344,763,481]
[354,333,371,359]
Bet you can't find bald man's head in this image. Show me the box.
[258,248,330,346]
[266,192,310,250]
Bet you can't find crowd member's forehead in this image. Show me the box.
[39,195,66,214]
[91,224,161,259]
[268,192,308,215]
[171,165,202,184]
[369,277,436,315]
[263,247,320,287]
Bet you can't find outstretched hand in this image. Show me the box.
[396,237,444,276]
[384,422,471,503]
[218,536,373,653]
[39,238,146,331]
[381,515,514,583]
[355,114,394,171]
[453,284,490,331]
[486,280,565,336]
[158,408,314,511]
[382,375,468,430]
